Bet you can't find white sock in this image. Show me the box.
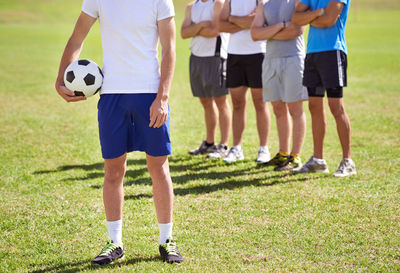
[259,145,269,151]
[107,220,123,246]
[313,157,326,164]
[158,223,173,244]
[233,145,242,151]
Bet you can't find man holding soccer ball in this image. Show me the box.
[55,0,183,265]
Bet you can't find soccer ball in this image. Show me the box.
[64,59,103,97]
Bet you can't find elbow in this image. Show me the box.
[250,28,265,41]
[180,31,191,39]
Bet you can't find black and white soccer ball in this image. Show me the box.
[64,59,103,97]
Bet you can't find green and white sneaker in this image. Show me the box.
[332,158,357,177]
[293,156,329,174]
[274,156,302,171]
[92,241,124,265]
[261,152,289,166]
[159,238,183,264]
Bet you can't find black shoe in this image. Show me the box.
[92,241,124,265]
[189,140,216,155]
[261,152,288,166]
[159,238,183,264]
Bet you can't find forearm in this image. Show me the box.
[251,22,283,41]
[272,25,304,40]
[310,13,335,28]
[198,26,219,38]
[157,46,175,100]
[56,38,83,84]
[229,14,255,29]
[181,22,204,39]
[219,20,242,33]
[292,9,322,26]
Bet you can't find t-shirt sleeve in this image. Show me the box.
[336,0,348,5]
[82,0,99,18]
[299,0,310,7]
[157,0,175,21]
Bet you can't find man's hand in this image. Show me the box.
[149,97,168,128]
[55,80,86,102]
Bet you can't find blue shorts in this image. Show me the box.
[97,94,171,159]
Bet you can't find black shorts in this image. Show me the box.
[226,53,264,88]
[303,50,347,96]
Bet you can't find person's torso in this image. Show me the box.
[190,0,229,58]
[305,0,350,54]
[263,0,304,58]
[97,0,172,93]
[228,0,266,54]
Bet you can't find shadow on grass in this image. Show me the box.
[29,256,160,273]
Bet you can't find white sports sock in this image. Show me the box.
[259,145,269,151]
[313,157,326,164]
[233,145,242,151]
[158,223,173,244]
[107,220,123,247]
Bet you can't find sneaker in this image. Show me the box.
[332,158,357,177]
[256,146,270,164]
[207,144,229,159]
[189,141,216,155]
[262,152,288,166]
[159,238,183,264]
[274,156,302,171]
[92,241,124,265]
[223,146,244,163]
[293,156,329,174]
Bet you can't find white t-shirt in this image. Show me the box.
[228,0,266,55]
[81,0,175,94]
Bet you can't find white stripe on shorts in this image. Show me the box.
[337,50,344,87]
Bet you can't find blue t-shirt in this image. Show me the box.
[300,0,350,54]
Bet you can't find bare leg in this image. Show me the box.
[328,97,351,158]
[271,100,290,153]
[214,95,232,146]
[146,154,173,224]
[199,97,218,144]
[308,97,326,159]
[103,153,126,221]
[288,101,306,155]
[230,86,248,146]
[251,88,270,147]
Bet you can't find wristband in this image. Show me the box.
[283,21,286,28]
[320,8,324,16]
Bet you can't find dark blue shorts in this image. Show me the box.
[97,94,171,159]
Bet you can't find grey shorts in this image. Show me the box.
[262,55,308,103]
[190,54,229,98]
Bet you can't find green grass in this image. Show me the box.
[0,0,399,272]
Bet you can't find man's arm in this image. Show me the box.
[180,2,211,39]
[251,0,283,41]
[150,16,176,129]
[310,1,344,28]
[198,0,224,38]
[270,0,306,40]
[219,0,242,33]
[228,10,256,29]
[55,12,96,102]
[292,2,324,26]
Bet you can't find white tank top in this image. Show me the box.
[228,0,266,55]
[190,0,229,58]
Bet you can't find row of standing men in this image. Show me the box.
[182,0,357,177]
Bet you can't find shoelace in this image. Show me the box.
[98,242,119,256]
[164,241,179,256]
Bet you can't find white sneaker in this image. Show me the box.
[256,146,270,164]
[223,146,244,163]
[207,144,229,159]
[293,156,329,174]
[332,158,357,177]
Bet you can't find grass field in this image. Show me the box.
[0,0,399,272]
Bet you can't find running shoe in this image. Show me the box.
[274,156,302,171]
[189,141,216,155]
[223,146,244,163]
[293,156,329,174]
[92,241,124,265]
[159,238,183,264]
[262,152,289,166]
[256,146,270,164]
[332,158,357,177]
[207,144,229,159]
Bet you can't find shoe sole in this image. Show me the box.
[332,170,357,177]
[92,254,125,266]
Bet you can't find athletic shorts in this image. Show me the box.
[97,94,171,159]
[190,54,228,98]
[226,53,264,88]
[303,50,347,95]
[262,55,308,103]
